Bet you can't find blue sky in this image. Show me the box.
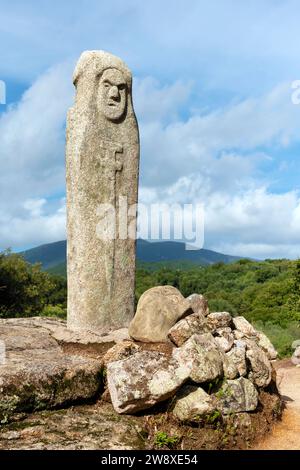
[1,0,300,259]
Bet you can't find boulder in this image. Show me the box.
[128,286,192,343]
[0,402,145,450]
[172,386,215,422]
[0,352,103,424]
[107,351,190,414]
[102,341,140,366]
[292,346,300,365]
[0,319,105,423]
[186,294,209,316]
[173,333,224,384]
[257,331,277,360]
[214,328,235,352]
[223,341,247,379]
[207,312,232,331]
[291,339,300,350]
[233,330,245,341]
[168,313,209,346]
[232,316,257,337]
[245,342,272,388]
[216,377,258,414]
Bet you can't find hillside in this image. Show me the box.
[135,258,300,357]
[2,248,300,357]
[22,239,243,274]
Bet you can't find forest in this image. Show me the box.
[1,250,299,357]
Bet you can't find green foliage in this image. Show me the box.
[0,250,67,319]
[286,259,300,322]
[47,262,67,278]
[205,409,222,424]
[2,248,300,358]
[0,250,56,318]
[135,258,300,357]
[154,431,179,449]
[41,304,66,319]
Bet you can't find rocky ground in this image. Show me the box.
[0,309,283,450]
[0,391,281,450]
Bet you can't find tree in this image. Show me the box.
[287,259,300,323]
[0,250,56,318]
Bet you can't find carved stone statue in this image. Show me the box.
[66,51,140,332]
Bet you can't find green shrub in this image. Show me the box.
[154,431,179,449]
[41,304,67,319]
[0,250,55,318]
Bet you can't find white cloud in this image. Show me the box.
[1,59,300,259]
[134,77,192,123]
[0,62,73,249]
[136,80,300,259]
[0,199,66,249]
[1,0,300,96]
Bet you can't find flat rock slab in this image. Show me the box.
[0,403,144,450]
[0,318,112,422]
[0,317,129,347]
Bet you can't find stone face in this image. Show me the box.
[216,378,258,414]
[245,342,272,388]
[292,346,300,365]
[107,351,190,414]
[168,313,209,346]
[256,331,278,360]
[186,294,209,316]
[232,316,257,337]
[173,333,224,384]
[207,312,232,331]
[128,286,192,343]
[223,341,247,379]
[66,50,140,332]
[172,386,215,422]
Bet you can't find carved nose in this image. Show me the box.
[108,86,119,100]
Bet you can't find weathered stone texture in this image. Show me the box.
[172,386,215,422]
[66,50,139,332]
[107,351,190,414]
[129,286,191,342]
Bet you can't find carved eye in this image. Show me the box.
[118,84,126,91]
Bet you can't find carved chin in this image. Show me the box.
[102,104,126,122]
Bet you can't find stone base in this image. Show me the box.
[0,316,282,450]
[0,317,128,423]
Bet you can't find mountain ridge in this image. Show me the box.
[21,239,245,274]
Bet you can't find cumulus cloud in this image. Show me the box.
[1,58,300,259]
[1,0,300,97]
[0,199,66,249]
[136,80,300,259]
[0,62,74,249]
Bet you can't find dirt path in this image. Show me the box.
[254,360,300,450]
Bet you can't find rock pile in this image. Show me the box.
[107,287,278,421]
[0,287,279,430]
